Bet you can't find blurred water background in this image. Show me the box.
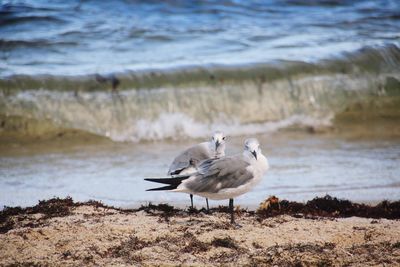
[0,0,399,208]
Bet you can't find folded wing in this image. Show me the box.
[184,156,253,193]
[168,143,210,175]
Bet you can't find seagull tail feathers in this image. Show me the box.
[146,184,179,191]
[144,175,190,191]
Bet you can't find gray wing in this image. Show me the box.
[185,156,253,193]
[168,143,211,175]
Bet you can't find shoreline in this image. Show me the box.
[1,196,399,266]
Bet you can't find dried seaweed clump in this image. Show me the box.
[211,236,239,250]
[257,195,400,219]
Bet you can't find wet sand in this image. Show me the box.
[1,197,399,266]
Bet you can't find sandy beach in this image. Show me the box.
[1,197,399,266]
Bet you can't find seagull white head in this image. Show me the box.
[244,138,261,160]
[210,131,226,157]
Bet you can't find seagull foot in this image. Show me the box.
[188,206,197,214]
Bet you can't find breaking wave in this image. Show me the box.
[111,113,332,142]
[1,45,400,142]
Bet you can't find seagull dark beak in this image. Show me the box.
[215,140,221,149]
[251,150,257,160]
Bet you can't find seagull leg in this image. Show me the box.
[229,198,234,224]
[190,194,194,209]
[206,198,210,213]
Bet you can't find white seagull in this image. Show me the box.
[167,131,226,210]
[146,138,269,224]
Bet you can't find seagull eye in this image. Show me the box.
[222,137,226,140]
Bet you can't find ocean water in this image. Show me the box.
[1,0,400,208]
[1,133,399,208]
[1,0,399,76]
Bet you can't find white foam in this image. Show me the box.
[107,112,333,142]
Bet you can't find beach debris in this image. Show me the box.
[256,195,400,220]
[258,195,280,211]
[137,202,182,222]
[181,232,209,253]
[110,235,149,256]
[211,236,239,250]
[2,195,400,234]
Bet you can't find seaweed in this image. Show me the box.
[0,197,126,234]
[137,202,177,215]
[257,195,400,220]
[211,236,239,250]
[392,242,400,249]
[2,262,48,267]
[181,238,209,253]
[0,197,76,234]
[181,231,209,253]
[110,235,149,257]
[1,195,400,234]
[107,231,210,264]
[245,241,400,267]
[137,202,181,222]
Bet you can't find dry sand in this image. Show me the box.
[1,198,399,266]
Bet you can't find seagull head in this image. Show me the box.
[210,131,226,157]
[244,138,260,160]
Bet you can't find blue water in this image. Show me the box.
[1,0,399,77]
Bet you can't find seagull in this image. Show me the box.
[167,131,226,210]
[145,138,269,224]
